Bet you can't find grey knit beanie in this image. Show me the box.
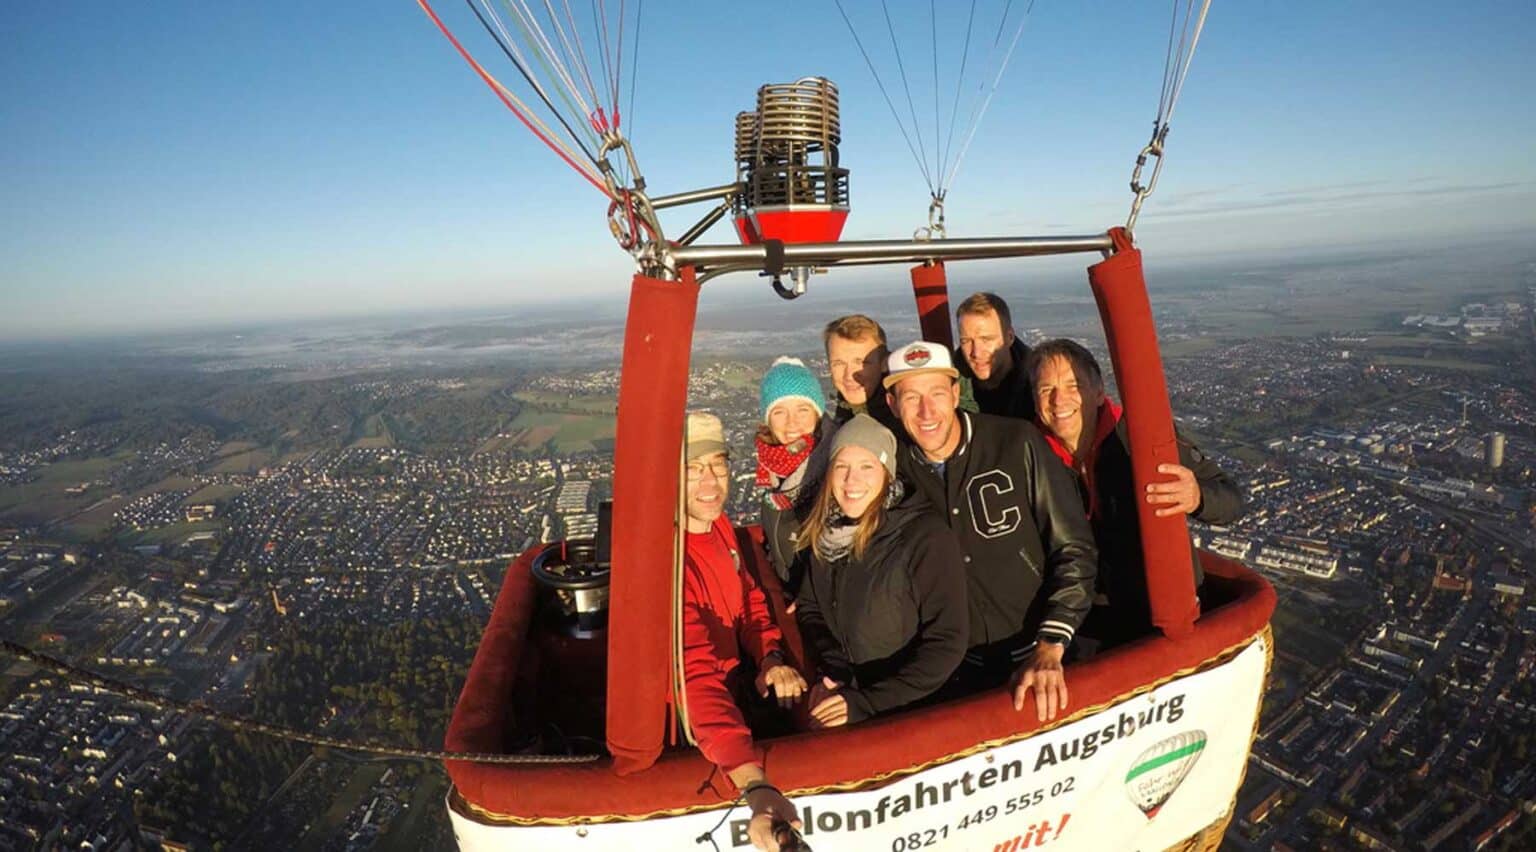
[828,413,897,478]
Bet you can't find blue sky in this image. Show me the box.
[3,1,1532,340]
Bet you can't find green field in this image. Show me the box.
[1371,354,1497,372]
[376,770,451,849]
[213,440,260,456]
[1162,337,1223,358]
[473,434,521,454]
[295,762,386,852]
[143,475,202,494]
[505,392,617,453]
[185,483,246,504]
[0,452,135,522]
[56,496,128,542]
[505,407,615,453]
[122,519,225,547]
[512,390,617,414]
[210,446,276,474]
[705,362,762,391]
[350,413,395,449]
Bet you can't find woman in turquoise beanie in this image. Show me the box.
[756,356,828,601]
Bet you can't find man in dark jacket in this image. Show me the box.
[883,341,1098,722]
[1024,339,1245,645]
[823,314,900,431]
[954,292,1034,419]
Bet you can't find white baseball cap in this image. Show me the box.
[882,341,960,389]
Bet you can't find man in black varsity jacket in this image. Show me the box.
[883,341,1098,722]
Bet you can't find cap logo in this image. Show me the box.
[903,345,932,367]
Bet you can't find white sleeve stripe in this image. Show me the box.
[1039,620,1076,639]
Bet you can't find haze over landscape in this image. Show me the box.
[5,0,1534,339]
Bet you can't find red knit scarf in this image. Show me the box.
[755,433,817,510]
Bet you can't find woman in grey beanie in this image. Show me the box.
[792,414,969,728]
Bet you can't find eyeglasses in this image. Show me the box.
[685,459,730,482]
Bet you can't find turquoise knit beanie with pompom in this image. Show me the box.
[759,356,826,423]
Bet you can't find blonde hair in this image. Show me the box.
[796,466,890,561]
[955,291,1014,333]
[822,314,888,352]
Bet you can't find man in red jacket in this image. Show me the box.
[682,412,807,850]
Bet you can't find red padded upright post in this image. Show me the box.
[911,261,952,348]
[1086,229,1198,638]
[606,268,701,774]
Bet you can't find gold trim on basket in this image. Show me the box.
[454,626,1273,829]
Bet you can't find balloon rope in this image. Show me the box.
[1162,0,1213,129]
[466,0,600,162]
[491,0,603,148]
[418,0,612,195]
[881,0,936,193]
[942,0,1035,193]
[831,0,932,195]
[938,0,977,181]
[554,0,611,128]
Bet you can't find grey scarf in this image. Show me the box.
[816,518,858,562]
[814,479,903,561]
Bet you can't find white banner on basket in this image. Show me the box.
[452,635,1266,852]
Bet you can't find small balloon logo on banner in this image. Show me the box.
[1124,730,1208,818]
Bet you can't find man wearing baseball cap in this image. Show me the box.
[680,412,807,851]
[882,342,1097,723]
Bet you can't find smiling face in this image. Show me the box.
[684,451,729,533]
[1033,354,1103,454]
[888,372,962,462]
[767,399,820,446]
[957,309,1015,382]
[830,445,887,520]
[826,333,885,407]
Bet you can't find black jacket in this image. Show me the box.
[897,411,1097,659]
[829,391,902,433]
[793,497,968,723]
[1085,418,1245,639]
[955,337,1034,420]
[759,419,837,596]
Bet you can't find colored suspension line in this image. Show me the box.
[418,0,612,197]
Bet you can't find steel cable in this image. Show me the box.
[624,0,642,142]
[881,0,936,193]
[834,0,1035,202]
[419,0,612,195]
[1162,0,1212,129]
[930,0,942,187]
[939,0,979,181]
[554,0,610,126]
[941,0,1035,193]
[489,0,603,149]
[501,0,600,123]
[831,0,932,195]
[591,0,618,123]
[466,0,601,163]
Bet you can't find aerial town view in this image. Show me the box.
[2,242,1534,850]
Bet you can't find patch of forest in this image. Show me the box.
[136,614,481,848]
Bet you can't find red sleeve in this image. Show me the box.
[738,569,784,667]
[683,575,759,774]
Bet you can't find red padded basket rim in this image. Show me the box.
[443,538,1274,823]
